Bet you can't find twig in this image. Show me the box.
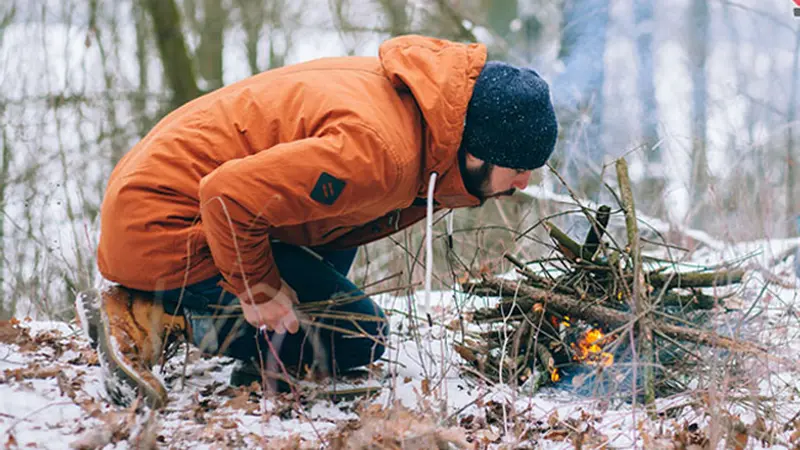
[503,253,557,288]
[544,221,582,262]
[477,277,771,359]
[3,401,74,437]
[648,269,746,290]
[616,157,655,410]
[582,205,611,261]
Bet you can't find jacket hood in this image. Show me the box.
[379,35,487,208]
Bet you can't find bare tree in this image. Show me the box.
[482,0,517,42]
[0,115,8,319]
[144,0,200,109]
[787,29,800,235]
[634,0,663,216]
[428,0,478,42]
[89,0,127,165]
[184,0,228,90]
[0,3,14,318]
[133,0,153,137]
[377,0,410,37]
[235,0,266,74]
[688,0,709,226]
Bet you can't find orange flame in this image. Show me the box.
[572,328,614,367]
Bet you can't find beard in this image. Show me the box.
[459,152,516,204]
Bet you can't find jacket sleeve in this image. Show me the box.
[198,125,398,304]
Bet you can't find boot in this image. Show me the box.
[76,285,190,409]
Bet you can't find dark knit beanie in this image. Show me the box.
[460,61,558,170]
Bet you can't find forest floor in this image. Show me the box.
[2,238,800,449]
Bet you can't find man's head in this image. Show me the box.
[458,61,558,202]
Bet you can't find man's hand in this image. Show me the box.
[238,279,300,334]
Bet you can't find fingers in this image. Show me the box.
[281,311,300,334]
[238,280,300,333]
[240,299,299,335]
[280,280,300,305]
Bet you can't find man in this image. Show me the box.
[77,35,558,409]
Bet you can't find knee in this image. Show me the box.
[359,306,389,362]
[340,302,389,367]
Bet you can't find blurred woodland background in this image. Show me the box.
[0,0,798,320]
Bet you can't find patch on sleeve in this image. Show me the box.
[310,172,346,206]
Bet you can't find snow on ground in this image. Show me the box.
[1,239,800,449]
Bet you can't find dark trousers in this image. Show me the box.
[151,243,388,376]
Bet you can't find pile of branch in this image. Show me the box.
[456,159,762,406]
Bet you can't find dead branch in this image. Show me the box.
[648,269,746,290]
[476,277,768,358]
[616,158,655,407]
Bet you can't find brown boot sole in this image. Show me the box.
[77,288,169,409]
[75,290,100,346]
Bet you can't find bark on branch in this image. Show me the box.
[477,277,767,357]
[616,158,655,407]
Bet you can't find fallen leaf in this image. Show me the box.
[4,364,61,382]
[57,372,76,400]
[453,344,477,363]
[220,419,238,429]
[543,429,569,442]
[70,427,112,450]
[446,319,461,331]
[223,390,259,415]
[5,433,17,450]
[548,410,560,428]
[421,378,430,396]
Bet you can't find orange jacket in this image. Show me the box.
[97,35,486,303]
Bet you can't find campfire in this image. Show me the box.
[455,159,766,404]
[571,328,613,368]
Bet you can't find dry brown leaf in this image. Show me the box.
[223,390,259,415]
[421,378,431,396]
[3,364,62,382]
[445,319,459,331]
[548,410,560,427]
[0,320,32,349]
[220,419,238,429]
[4,433,17,450]
[790,420,800,446]
[70,426,112,450]
[543,429,569,442]
[731,431,748,450]
[453,344,477,363]
[68,349,98,366]
[57,372,77,400]
[435,427,470,448]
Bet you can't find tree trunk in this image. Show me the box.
[634,0,663,216]
[482,0,517,40]
[195,0,226,90]
[787,30,800,236]
[0,2,14,319]
[235,0,265,75]
[143,0,201,109]
[90,0,126,165]
[133,0,151,137]
[378,0,410,37]
[688,0,709,227]
[0,110,8,319]
[554,0,610,197]
[266,1,287,69]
